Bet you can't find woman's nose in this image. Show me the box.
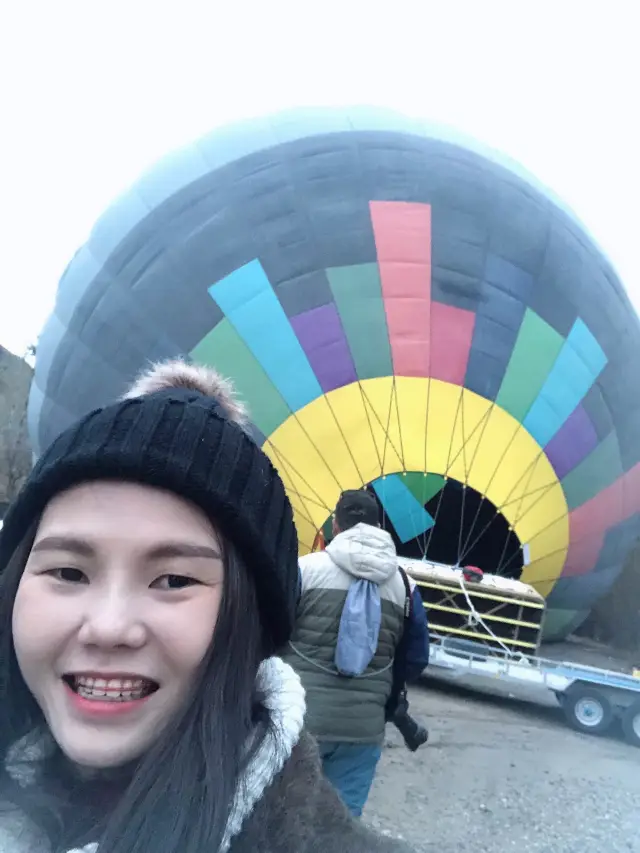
[77,593,146,649]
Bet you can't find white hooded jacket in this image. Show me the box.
[325,524,402,586]
[282,524,407,744]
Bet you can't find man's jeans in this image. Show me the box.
[318,740,383,817]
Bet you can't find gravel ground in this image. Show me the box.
[364,654,640,853]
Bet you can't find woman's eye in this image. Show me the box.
[50,567,87,584]
[152,574,200,590]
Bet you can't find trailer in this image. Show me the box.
[400,557,640,747]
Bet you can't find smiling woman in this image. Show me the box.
[13,480,226,770]
[0,360,413,853]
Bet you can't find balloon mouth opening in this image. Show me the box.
[317,474,524,580]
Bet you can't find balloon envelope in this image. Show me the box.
[29,107,640,640]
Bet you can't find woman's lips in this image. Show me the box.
[62,678,156,717]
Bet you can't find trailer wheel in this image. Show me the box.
[621,701,640,747]
[563,686,613,735]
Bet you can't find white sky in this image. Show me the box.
[1,1,638,357]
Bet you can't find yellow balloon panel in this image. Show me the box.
[511,483,568,545]
[264,377,569,588]
[520,513,569,591]
[526,516,569,572]
[264,441,328,552]
[263,421,337,525]
[474,422,532,503]
[286,496,320,553]
[423,382,466,476]
[465,409,520,494]
[354,379,406,473]
[524,550,567,596]
[434,387,494,483]
[528,576,556,600]
[306,382,396,485]
[383,378,430,472]
[295,396,363,489]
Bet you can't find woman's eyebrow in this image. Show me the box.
[31,536,94,556]
[146,542,222,561]
[31,538,222,561]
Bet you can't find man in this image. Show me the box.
[282,489,430,817]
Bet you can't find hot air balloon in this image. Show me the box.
[28,107,640,641]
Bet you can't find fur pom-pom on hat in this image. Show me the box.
[123,359,249,426]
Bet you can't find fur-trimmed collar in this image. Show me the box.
[8,657,307,853]
[4,659,413,853]
[221,656,306,850]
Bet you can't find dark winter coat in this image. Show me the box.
[228,731,414,853]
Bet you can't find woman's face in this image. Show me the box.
[12,481,225,769]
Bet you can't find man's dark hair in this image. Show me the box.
[335,489,379,531]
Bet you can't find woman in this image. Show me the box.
[0,360,414,853]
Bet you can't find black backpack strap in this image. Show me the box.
[398,565,412,621]
[385,565,412,720]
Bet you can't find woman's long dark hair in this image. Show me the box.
[0,520,273,853]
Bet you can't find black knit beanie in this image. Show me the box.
[0,360,299,649]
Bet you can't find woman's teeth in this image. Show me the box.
[72,675,155,702]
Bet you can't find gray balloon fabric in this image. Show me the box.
[28,106,640,640]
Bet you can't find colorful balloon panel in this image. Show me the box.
[28,107,640,639]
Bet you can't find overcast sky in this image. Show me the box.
[1,1,638,356]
